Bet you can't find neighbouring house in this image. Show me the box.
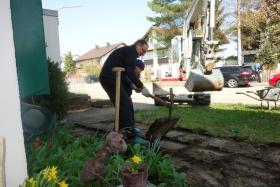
[142,26,170,80]
[75,42,125,76]
[243,50,257,66]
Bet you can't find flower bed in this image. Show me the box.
[24,123,189,186]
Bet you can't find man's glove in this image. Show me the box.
[141,87,150,97]
[131,84,141,93]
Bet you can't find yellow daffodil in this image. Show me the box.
[59,180,69,187]
[27,177,36,187]
[47,166,58,181]
[131,155,142,164]
[42,166,50,179]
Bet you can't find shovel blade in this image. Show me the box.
[145,117,180,141]
[185,69,224,92]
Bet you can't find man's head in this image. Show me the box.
[134,39,149,57]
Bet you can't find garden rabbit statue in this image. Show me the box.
[81,131,127,183]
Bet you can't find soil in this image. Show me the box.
[162,128,280,187]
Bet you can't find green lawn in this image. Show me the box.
[135,103,280,144]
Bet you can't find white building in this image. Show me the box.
[43,9,61,63]
[0,3,60,187]
[1,1,28,186]
[142,26,170,80]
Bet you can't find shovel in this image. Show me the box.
[145,88,179,141]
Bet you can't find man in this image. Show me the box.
[99,40,149,144]
[254,61,262,82]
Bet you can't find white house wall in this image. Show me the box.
[43,9,61,63]
[0,0,27,186]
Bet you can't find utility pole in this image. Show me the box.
[237,0,242,65]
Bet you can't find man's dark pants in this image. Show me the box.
[99,78,135,139]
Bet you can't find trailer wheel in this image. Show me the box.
[190,94,211,106]
[200,96,211,105]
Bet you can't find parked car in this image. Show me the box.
[242,64,262,82]
[213,66,253,88]
[242,65,255,81]
[84,75,99,83]
[269,73,280,87]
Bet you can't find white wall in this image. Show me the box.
[43,9,61,63]
[0,0,28,186]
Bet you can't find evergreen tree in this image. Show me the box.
[146,0,192,47]
[214,0,230,53]
[214,0,229,45]
[64,51,75,75]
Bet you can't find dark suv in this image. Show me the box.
[213,66,252,88]
[84,75,99,83]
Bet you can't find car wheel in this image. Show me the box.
[276,80,280,88]
[227,79,238,88]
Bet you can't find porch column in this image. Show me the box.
[0,0,28,186]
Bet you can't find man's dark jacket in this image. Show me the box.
[99,45,143,89]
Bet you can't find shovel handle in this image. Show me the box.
[148,93,170,107]
[112,67,125,131]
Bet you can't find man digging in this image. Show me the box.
[99,39,150,145]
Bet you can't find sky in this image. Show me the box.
[42,0,237,58]
[42,0,155,56]
[220,0,238,58]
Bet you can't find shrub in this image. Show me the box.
[64,51,76,75]
[36,59,69,119]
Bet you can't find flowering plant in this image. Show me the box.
[128,155,143,175]
[120,154,148,187]
[20,166,68,187]
[33,137,53,149]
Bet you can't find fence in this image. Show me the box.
[261,69,280,82]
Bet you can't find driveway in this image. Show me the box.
[68,80,270,107]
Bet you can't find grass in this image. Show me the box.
[135,103,280,144]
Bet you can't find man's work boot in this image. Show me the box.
[134,127,141,136]
[128,136,149,146]
[120,127,148,146]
